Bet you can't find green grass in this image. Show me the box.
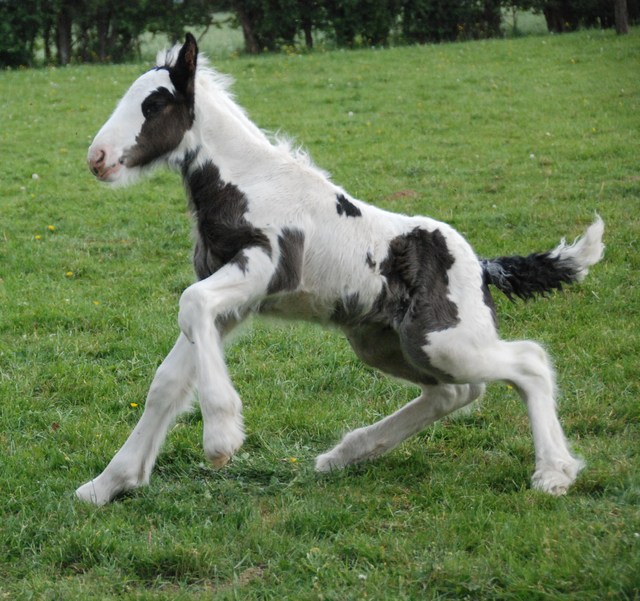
[1,28,639,600]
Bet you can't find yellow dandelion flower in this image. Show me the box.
[130,402,139,408]
[93,300,100,306]
[34,234,42,240]
[47,225,56,232]
[65,271,74,277]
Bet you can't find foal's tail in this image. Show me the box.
[481,216,605,301]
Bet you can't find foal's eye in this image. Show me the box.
[141,87,173,120]
[142,98,164,120]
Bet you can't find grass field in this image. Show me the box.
[1,28,639,600]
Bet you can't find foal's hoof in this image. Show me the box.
[76,478,118,506]
[531,458,583,496]
[315,452,345,472]
[209,454,231,469]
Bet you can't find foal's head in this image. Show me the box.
[88,34,198,185]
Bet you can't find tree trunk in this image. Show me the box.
[56,4,73,65]
[482,0,503,37]
[232,1,260,54]
[543,7,565,33]
[43,21,52,63]
[97,8,111,61]
[614,0,629,34]
[302,17,313,49]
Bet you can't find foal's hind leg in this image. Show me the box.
[76,333,196,505]
[499,340,584,495]
[315,382,484,471]
[316,323,484,471]
[428,335,584,495]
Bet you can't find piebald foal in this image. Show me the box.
[77,34,604,505]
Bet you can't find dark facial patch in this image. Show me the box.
[267,228,305,294]
[336,194,362,218]
[365,252,376,270]
[374,227,459,373]
[124,35,197,170]
[124,86,193,168]
[187,161,271,280]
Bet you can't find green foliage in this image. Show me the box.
[231,0,304,52]
[2,0,639,65]
[324,0,402,47]
[73,0,150,63]
[0,29,639,600]
[145,0,222,43]
[402,0,502,43]
[69,0,218,63]
[0,0,219,66]
[0,0,42,67]
[531,0,640,32]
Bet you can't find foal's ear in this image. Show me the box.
[171,32,198,102]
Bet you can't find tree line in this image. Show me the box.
[1,0,636,68]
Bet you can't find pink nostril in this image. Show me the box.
[88,148,106,175]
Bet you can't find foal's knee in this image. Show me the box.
[430,382,485,413]
[178,285,208,341]
[517,340,551,367]
[465,382,486,403]
[513,341,554,379]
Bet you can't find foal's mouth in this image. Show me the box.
[90,157,124,182]
[94,165,121,182]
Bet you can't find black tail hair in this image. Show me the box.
[481,253,576,301]
[481,217,605,302]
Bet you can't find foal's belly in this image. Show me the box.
[258,291,333,324]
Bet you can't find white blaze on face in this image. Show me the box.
[87,68,175,185]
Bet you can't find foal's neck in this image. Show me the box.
[188,73,281,184]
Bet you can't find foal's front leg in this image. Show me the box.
[178,248,275,467]
[76,333,196,505]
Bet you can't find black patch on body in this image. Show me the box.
[186,161,271,280]
[328,228,460,336]
[481,252,577,302]
[267,228,305,294]
[328,228,459,383]
[377,228,460,332]
[374,227,459,378]
[336,194,362,218]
